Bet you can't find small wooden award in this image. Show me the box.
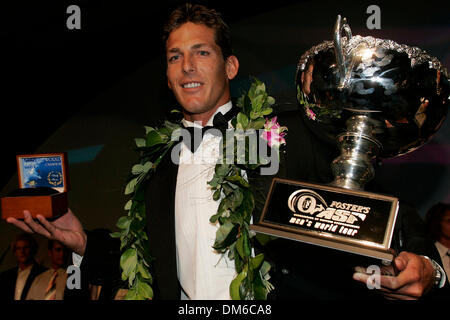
[1,153,70,220]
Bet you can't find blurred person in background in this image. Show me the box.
[426,202,450,284]
[0,233,46,300]
[26,240,69,300]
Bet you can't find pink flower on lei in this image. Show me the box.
[306,108,316,120]
[261,116,287,147]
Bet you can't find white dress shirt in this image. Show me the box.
[175,101,237,300]
[14,265,32,300]
[435,241,450,284]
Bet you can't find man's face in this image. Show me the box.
[166,22,238,121]
[49,242,68,268]
[14,240,32,264]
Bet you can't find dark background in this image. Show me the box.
[0,0,308,188]
[0,0,449,271]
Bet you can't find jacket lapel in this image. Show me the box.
[21,263,44,300]
[145,147,180,299]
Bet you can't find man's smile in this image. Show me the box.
[181,81,204,89]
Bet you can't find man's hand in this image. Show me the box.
[353,251,435,300]
[6,209,87,256]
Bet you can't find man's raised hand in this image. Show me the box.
[7,209,87,256]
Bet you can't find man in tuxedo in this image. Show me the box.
[0,233,46,300]
[6,3,448,300]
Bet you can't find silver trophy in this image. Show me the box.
[297,15,449,190]
[252,16,449,263]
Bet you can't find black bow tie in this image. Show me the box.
[182,107,239,153]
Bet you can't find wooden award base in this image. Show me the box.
[1,187,68,220]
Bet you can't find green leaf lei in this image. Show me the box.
[112,78,285,300]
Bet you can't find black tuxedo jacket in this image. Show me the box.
[82,108,449,299]
[0,262,46,300]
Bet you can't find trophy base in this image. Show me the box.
[251,178,399,264]
[251,223,395,263]
[1,187,68,220]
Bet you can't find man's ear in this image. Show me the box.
[225,55,239,80]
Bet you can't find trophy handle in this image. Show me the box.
[333,15,352,90]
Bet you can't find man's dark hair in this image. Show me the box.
[162,3,233,59]
[12,233,38,257]
[425,202,450,241]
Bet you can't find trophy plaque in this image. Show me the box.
[1,153,70,220]
[251,16,449,264]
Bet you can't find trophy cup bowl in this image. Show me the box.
[296,15,449,190]
[251,15,449,263]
